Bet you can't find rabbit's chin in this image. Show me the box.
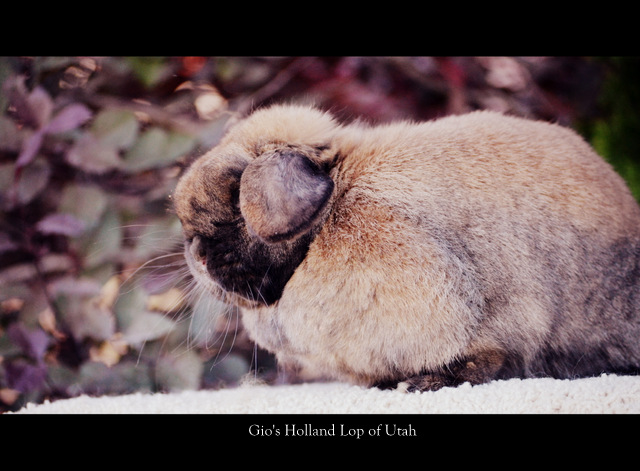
[183,237,263,310]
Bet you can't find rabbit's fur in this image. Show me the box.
[173,104,640,391]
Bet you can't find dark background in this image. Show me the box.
[1,56,638,412]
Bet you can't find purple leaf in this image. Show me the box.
[15,104,93,170]
[0,233,18,254]
[66,133,121,174]
[15,129,44,169]
[44,103,93,134]
[50,276,102,297]
[36,212,86,237]
[7,323,50,361]
[2,77,53,129]
[4,360,48,393]
[26,86,54,129]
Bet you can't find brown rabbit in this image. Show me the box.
[173,104,640,391]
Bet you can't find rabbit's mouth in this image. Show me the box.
[183,232,313,309]
[183,235,261,309]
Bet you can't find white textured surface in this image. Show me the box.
[14,374,640,414]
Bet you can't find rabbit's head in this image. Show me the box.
[173,105,338,308]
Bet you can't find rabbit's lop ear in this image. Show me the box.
[240,150,334,243]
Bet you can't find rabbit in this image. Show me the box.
[172,103,640,391]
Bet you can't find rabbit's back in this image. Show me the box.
[323,111,640,381]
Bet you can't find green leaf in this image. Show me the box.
[132,215,183,260]
[188,295,232,348]
[121,310,176,346]
[79,209,122,269]
[15,157,51,205]
[56,293,116,342]
[125,57,171,89]
[123,127,196,172]
[3,286,50,327]
[90,108,139,150]
[58,184,109,230]
[155,348,204,391]
[203,354,250,387]
[50,276,112,343]
[66,133,122,174]
[45,364,80,395]
[196,113,230,148]
[114,282,176,346]
[113,281,146,331]
[73,361,153,396]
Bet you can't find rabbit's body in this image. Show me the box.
[174,105,640,390]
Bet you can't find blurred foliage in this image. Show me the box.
[0,56,638,412]
[580,57,640,200]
